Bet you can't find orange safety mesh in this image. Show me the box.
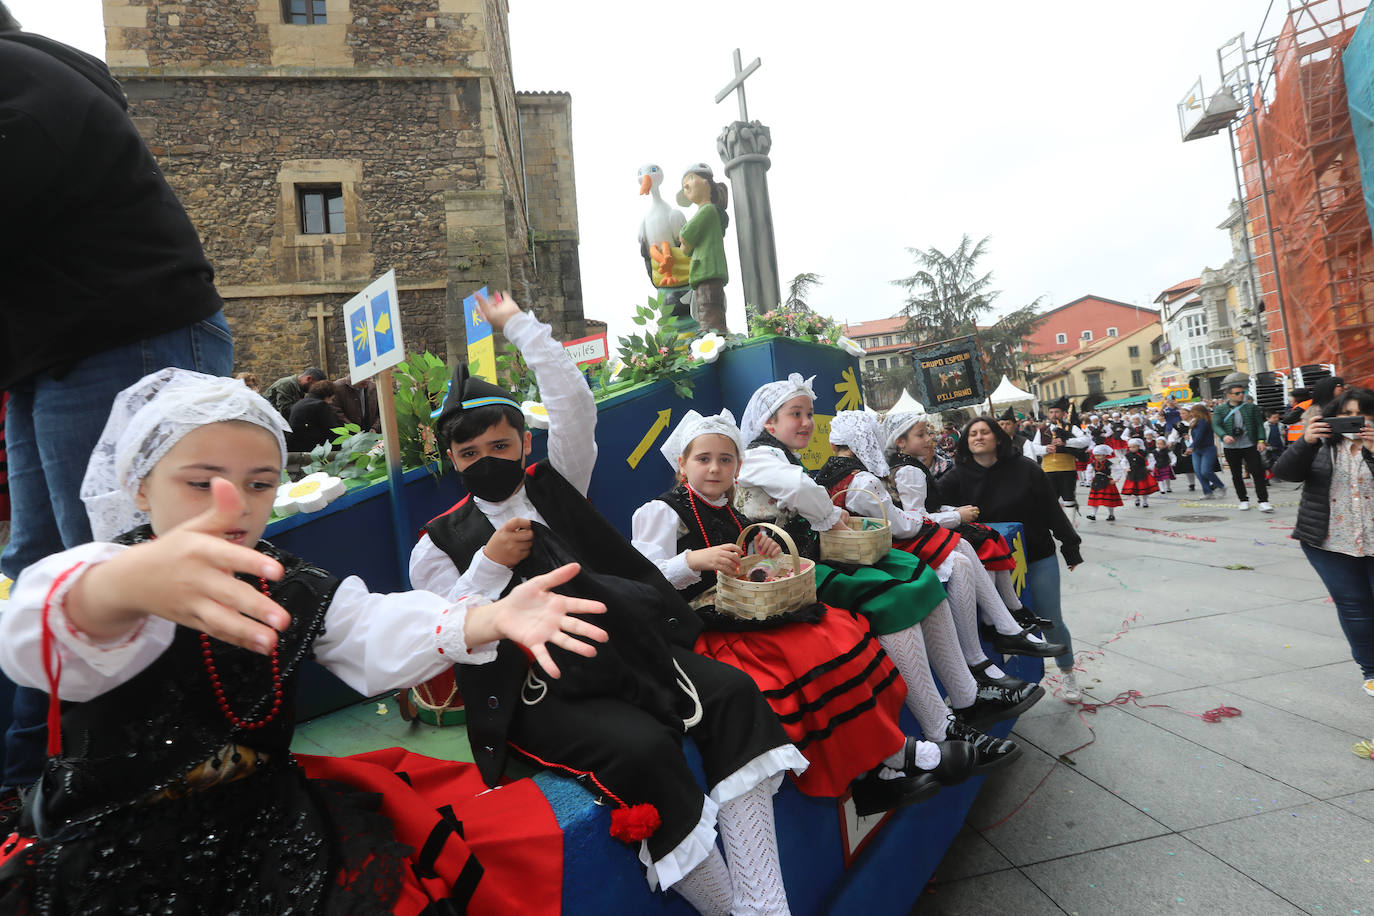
[1236,0,1374,386]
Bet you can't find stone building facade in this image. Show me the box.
[103,0,585,380]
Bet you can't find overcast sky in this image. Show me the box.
[9,0,1288,342]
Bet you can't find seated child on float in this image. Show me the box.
[733,375,1038,772]
[631,408,977,815]
[882,409,1044,631]
[0,368,605,914]
[407,291,806,916]
[821,411,1062,686]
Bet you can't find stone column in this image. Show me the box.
[718,120,780,322]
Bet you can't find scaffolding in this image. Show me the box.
[1229,0,1374,385]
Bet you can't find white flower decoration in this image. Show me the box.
[690,332,725,363]
[274,472,346,516]
[608,358,626,381]
[522,400,550,430]
[837,335,867,357]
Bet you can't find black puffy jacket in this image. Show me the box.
[1272,436,1374,546]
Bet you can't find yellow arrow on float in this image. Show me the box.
[627,408,672,469]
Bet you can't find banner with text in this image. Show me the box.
[912,336,986,412]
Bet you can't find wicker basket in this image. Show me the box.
[715,522,817,621]
[818,488,892,566]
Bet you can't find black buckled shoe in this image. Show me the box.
[953,683,1045,730]
[944,718,1023,773]
[851,738,943,816]
[992,627,1068,659]
[925,738,977,786]
[970,659,1030,691]
[1009,606,1055,632]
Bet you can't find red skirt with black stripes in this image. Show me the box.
[694,607,908,797]
[892,519,960,569]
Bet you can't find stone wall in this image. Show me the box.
[517,92,584,339]
[225,286,449,382]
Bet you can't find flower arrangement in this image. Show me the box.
[594,293,723,400]
[392,351,450,477]
[300,423,384,481]
[747,303,845,345]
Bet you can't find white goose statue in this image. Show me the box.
[637,163,687,288]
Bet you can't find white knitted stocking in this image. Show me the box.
[877,625,950,741]
[920,601,979,708]
[954,542,1023,635]
[941,555,987,666]
[672,846,732,916]
[993,568,1024,611]
[718,780,792,916]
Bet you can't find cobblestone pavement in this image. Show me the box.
[915,479,1374,916]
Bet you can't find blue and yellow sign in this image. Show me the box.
[346,270,405,383]
[463,286,497,383]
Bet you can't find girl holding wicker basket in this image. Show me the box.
[632,409,977,814]
[733,376,1043,777]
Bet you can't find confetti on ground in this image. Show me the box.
[1131,526,1218,542]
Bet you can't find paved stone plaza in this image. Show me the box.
[916,478,1374,915]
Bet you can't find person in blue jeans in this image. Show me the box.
[1187,404,1227,497]
[0,10,235,799]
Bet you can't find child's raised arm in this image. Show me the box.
[476,290,599,495]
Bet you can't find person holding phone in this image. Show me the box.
[1273,387,1374,699]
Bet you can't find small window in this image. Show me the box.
[298,186,344,234]
[1107,327,1119,337]
[877,358,887,370]
[1056,332,1067,345]
[284,0,327,24]
[1131,369,1144,386]
[882,335,893,346]
[1080,330,1093,341]
[1128,345,1140,358]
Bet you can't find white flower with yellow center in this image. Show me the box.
[522,400,551,430]
[274,472,347,516]
[837,335,867,357]
[608,357,626,381]
[690,332,725,363]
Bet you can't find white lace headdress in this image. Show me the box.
[80,368,291,541]
[882,410,927,450]
[740,373,816,446]
[829,410,890,478]
[1092,443,1113,457]
[660,409,745,472]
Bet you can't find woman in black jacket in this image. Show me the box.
[940,417,1086,701]
[1273,386,1374,699]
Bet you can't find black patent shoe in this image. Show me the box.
[953,683,1045,730]
[945,718,1023,773]
[1009,606,1055,632]
[851,770,939,816]
[992,627,1068,659]
[926,738,977,785]
[970,659,1029,691]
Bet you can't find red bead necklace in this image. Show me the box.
[198,575,283,731]
[683,482,744,547]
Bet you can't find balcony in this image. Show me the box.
[1205,325,1235,349]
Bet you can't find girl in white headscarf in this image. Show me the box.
[822,412,1061,685]
[734,380,1041,775]
[632,409,967,820]
[0,369,608,914]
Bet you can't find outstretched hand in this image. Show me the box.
[484,563,608,678]
[66,478,288,655]
[474,289,521,333]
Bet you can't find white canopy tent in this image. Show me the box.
[890,389,925,415]
[982,374,1038,417]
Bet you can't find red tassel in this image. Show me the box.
[608,803,661,843]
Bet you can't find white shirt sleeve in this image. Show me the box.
[1065,426,1092,450]
[630,501,700,590]
[736,446,844,530]
[312,576,498,697]
[505,310,599,496]
[1022,437,1046,460]
[894,465,963,528]
[0,544,498,704]
[409,532,514,602]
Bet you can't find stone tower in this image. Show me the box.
[103,0,585,379]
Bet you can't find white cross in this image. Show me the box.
[715,48,762,122]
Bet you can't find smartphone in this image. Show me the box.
[1323,415,1367,434]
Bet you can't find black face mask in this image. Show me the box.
[459,455,527,502]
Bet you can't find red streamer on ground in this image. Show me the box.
[1130,527,1217,542]
[974,613,1241,831]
